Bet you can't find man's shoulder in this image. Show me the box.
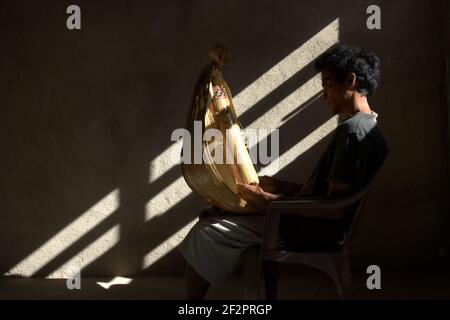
[337,112,379,138]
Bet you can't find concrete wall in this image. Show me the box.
[1,0,449,278]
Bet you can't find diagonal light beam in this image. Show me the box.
[232,19,339,116]
[48,225,120,279]
[5,189,120,277]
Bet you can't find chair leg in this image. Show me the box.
[263,261,278,300]
[338,253,354,299]
[256,262,262,300]
[332,251,354,300]
[243,246,259,300]
[328,266,344,299]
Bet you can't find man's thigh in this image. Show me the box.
[216,214,265,236]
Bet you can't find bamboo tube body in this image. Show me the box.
[181,64,260,213]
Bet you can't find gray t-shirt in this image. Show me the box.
[299,111,388,197]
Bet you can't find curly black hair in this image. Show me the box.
[314,44,381,97]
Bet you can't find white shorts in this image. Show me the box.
[178,214,265,284]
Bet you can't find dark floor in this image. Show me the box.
[1,263,449,300]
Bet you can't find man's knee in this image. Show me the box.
[199,205,223,220]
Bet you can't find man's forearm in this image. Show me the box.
[261,190,291,204]
[261,190,346,220]
[275,179,303,195]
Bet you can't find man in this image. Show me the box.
[178,44,389,299]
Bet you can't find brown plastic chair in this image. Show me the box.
[255,160,387,300]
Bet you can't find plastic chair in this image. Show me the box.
[255,160,387,300]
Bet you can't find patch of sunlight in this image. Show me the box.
[142,219,198,269]
[148,139,183,183]
[97,276,133,289]
[232,18,339,115]
[4,189,120,277]
[49,225,120,278]
[259,116,338,176]
[145,176,191,221]
[246,74,322,130]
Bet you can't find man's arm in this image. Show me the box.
[238,180,353,218]
[237,183,290,209]
[327,181,352,198]
[261,180,353,201]
[277,180,304,195]
[319,181,353,219]
[259,175,303,195]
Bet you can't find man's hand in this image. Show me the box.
[237,182,282,209]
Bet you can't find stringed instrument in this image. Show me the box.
[181,43,260,213]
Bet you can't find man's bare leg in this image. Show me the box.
[185,263,210,300]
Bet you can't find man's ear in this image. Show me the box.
[347,72,357,90]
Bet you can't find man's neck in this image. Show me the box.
[339,94,372,121]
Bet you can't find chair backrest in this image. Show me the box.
[340,151,389,248]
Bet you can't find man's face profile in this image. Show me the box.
[321,70,342,115]
[321,69,357,115]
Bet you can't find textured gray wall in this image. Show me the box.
[0,0,449,278]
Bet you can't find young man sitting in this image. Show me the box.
[178,44,389,300]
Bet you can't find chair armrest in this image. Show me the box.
[269,192,365,210]
[261,192,366,250]
[265,196,349,219]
